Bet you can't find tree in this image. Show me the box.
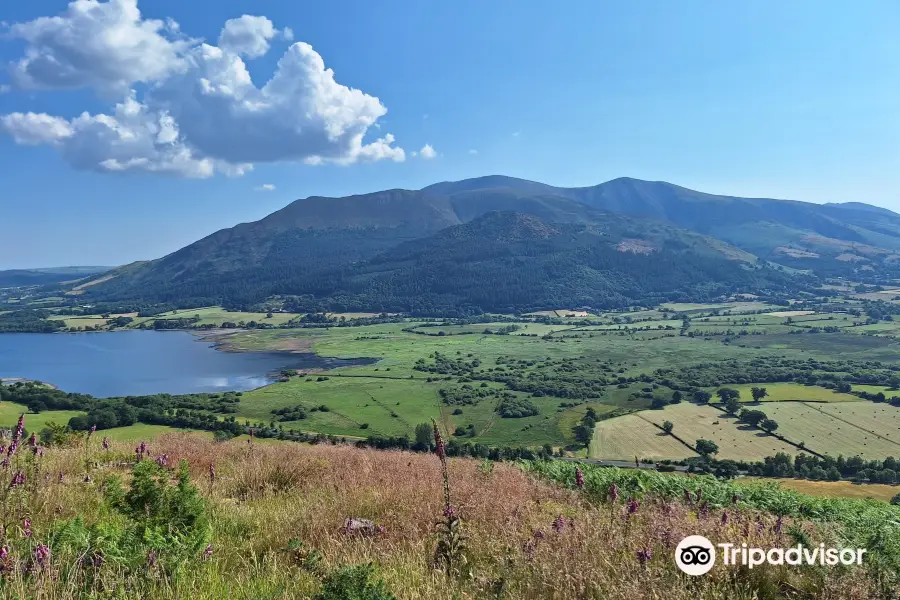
[662,420,674,434]
[714,460,739,480]
[750,387,768,403]
[693,390,712,405]
[573,410,596,448]
[651,397,668,409]
[892,493,900,506]
[739,408,768,427]
[760,419,779,434]
[723,397,741,415]
[695,439,719,457]
[671,391,682,404]
[716,388,740,403]
[414,423,433,450]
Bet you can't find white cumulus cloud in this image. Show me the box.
[255,183,276,191]
[0,0,405,177]
[419,143,437,159]
[6,0,192,94]
[1,112,74,144]
[218,15,281,59]
[1,93,227,177]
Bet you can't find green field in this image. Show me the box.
[590,413,697,460]
[12,297,900,466]
[101,423,185,441]
[204,307,900,457]
[813,402,900,444]
[0,402,84,432]
[640,403,798,461]
[49,306,305,330]
[707,382,860,403]
[759,402,900,459]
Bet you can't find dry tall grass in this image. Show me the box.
[0,432,892,599]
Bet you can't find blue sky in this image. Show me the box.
[1,0,898,269]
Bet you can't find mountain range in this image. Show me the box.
[68,176,900,313]
[0,266,110,289]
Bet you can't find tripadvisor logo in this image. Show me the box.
[675,535,867,576]
[675,535,716,575]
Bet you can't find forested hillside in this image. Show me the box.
[68,174,900,312]
[290,212,795,315]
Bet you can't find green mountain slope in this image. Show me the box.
[73,188,624,306]
[561,178,900,274]
[74,173,900,309]
[308,211,793,315]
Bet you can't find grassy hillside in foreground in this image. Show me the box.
[2,429,897,599]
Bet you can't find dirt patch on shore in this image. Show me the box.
[267,338,314,353]
[194,330,315,354]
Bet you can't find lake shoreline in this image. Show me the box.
[0,330,375,398]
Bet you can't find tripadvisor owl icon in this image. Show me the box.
[675,535,716,575]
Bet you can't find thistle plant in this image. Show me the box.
[431,419,468,578]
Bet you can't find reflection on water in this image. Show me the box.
[0,331,375,398]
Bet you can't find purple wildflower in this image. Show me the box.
[432,422,446,460]
[443,505,456,519]
[699,501,710,520]
[0,545,9,573]
[209,462,216,485]
[13,415,24,442]
[731,494,740,505]
[6,440,18,459]
[203,544,213,560]
[23,519,32,537]
[624,498,640,520]
[636,547,653,566]
[533,529,545,540]
[88,552,104,568]
[155,454,169,468]
[33,544,50,567]
[774,515,784,535]
[88,425,96,438]
[58,472,64,484]
[147,550,157,567]
[102,437,110,450]
[608,482,619,503]
[721,510,729,527]
[742,521,750,538]
[575,467,584,490]
[9,471,25,489]
[28,432,37,449]
[135,441,147,461]
[552,514,566,533]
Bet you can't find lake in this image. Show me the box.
[0,331,373,397]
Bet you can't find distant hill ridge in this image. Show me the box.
[71,175,900,310]
[0,266,110,289]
